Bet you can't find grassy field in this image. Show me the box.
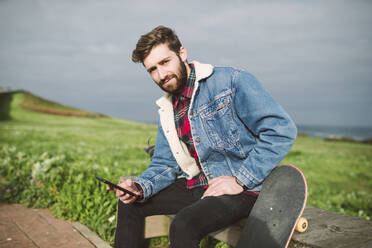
[1,91,371,247]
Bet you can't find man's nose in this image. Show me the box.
[158,67,167,80]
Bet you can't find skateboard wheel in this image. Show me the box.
[295,217,308,233]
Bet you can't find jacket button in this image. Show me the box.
[196,137,200,143]
[190,110,194,116]
[208,174,213,179]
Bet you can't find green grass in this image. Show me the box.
[1,92,371,247]
[282,136,372,219]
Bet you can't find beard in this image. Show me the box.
[158,56,188,95]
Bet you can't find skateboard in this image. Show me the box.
[236,164,308,248]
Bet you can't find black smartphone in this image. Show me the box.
[96,176,138,198]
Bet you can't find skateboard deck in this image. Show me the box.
[236,164,308,248]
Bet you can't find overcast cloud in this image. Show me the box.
[1,0,371,126]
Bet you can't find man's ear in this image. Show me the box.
[179,46,188,62]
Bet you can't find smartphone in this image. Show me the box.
[96,176,138,198]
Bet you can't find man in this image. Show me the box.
[112,26,297,248]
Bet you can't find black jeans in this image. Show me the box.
[114,178,256,248]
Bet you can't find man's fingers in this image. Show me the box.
[116,190,128,198]
[119,193,129,200]
[202,176,244,198]
[201,188,221,199]
[113,179,141,203]
[106,185,114,191]
[120,195,136,204]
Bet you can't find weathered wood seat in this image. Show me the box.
[143,206,372,248]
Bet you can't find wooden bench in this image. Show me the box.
[143,207,372,248]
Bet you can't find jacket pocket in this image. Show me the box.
[200,92,244,156]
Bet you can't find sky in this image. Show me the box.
[1,0,372,127]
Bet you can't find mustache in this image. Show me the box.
[160,74,176,86]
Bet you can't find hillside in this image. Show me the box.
[0,90,106,119]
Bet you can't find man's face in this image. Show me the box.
[143,43,188,94]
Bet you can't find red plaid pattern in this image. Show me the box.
[172,64,209,189]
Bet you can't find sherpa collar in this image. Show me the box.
[155,61,214,108]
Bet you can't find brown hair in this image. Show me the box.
[132,26,182,63]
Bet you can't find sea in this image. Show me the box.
[142,120,372,141]
[296,125,372,140]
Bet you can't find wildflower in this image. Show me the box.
[43,158,53,165]
[2,157,10,165]
[40,152,48,159]
[32,162,41,178]
[108,215,115,223]
[5,189,10,193]
[17,152,24,160]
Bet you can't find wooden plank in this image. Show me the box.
[144,215,171,239]
[143,207,372,248]
[291,206,372,248]
[72,222,112,248]
[0,220,38,248]
[209,219,246,247]
[0,204,95,248]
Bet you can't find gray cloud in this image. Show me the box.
[1,0,371,126]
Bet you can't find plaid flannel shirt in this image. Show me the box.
[172,64,209,189]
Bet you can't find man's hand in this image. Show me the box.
[202,176,244,199]
[106,179,141,204]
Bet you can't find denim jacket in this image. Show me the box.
[134,61,297,201]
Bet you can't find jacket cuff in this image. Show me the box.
[133,177,151,202]
[235,177,248,191]
[133,182,144,201]
[235,169,261,190]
